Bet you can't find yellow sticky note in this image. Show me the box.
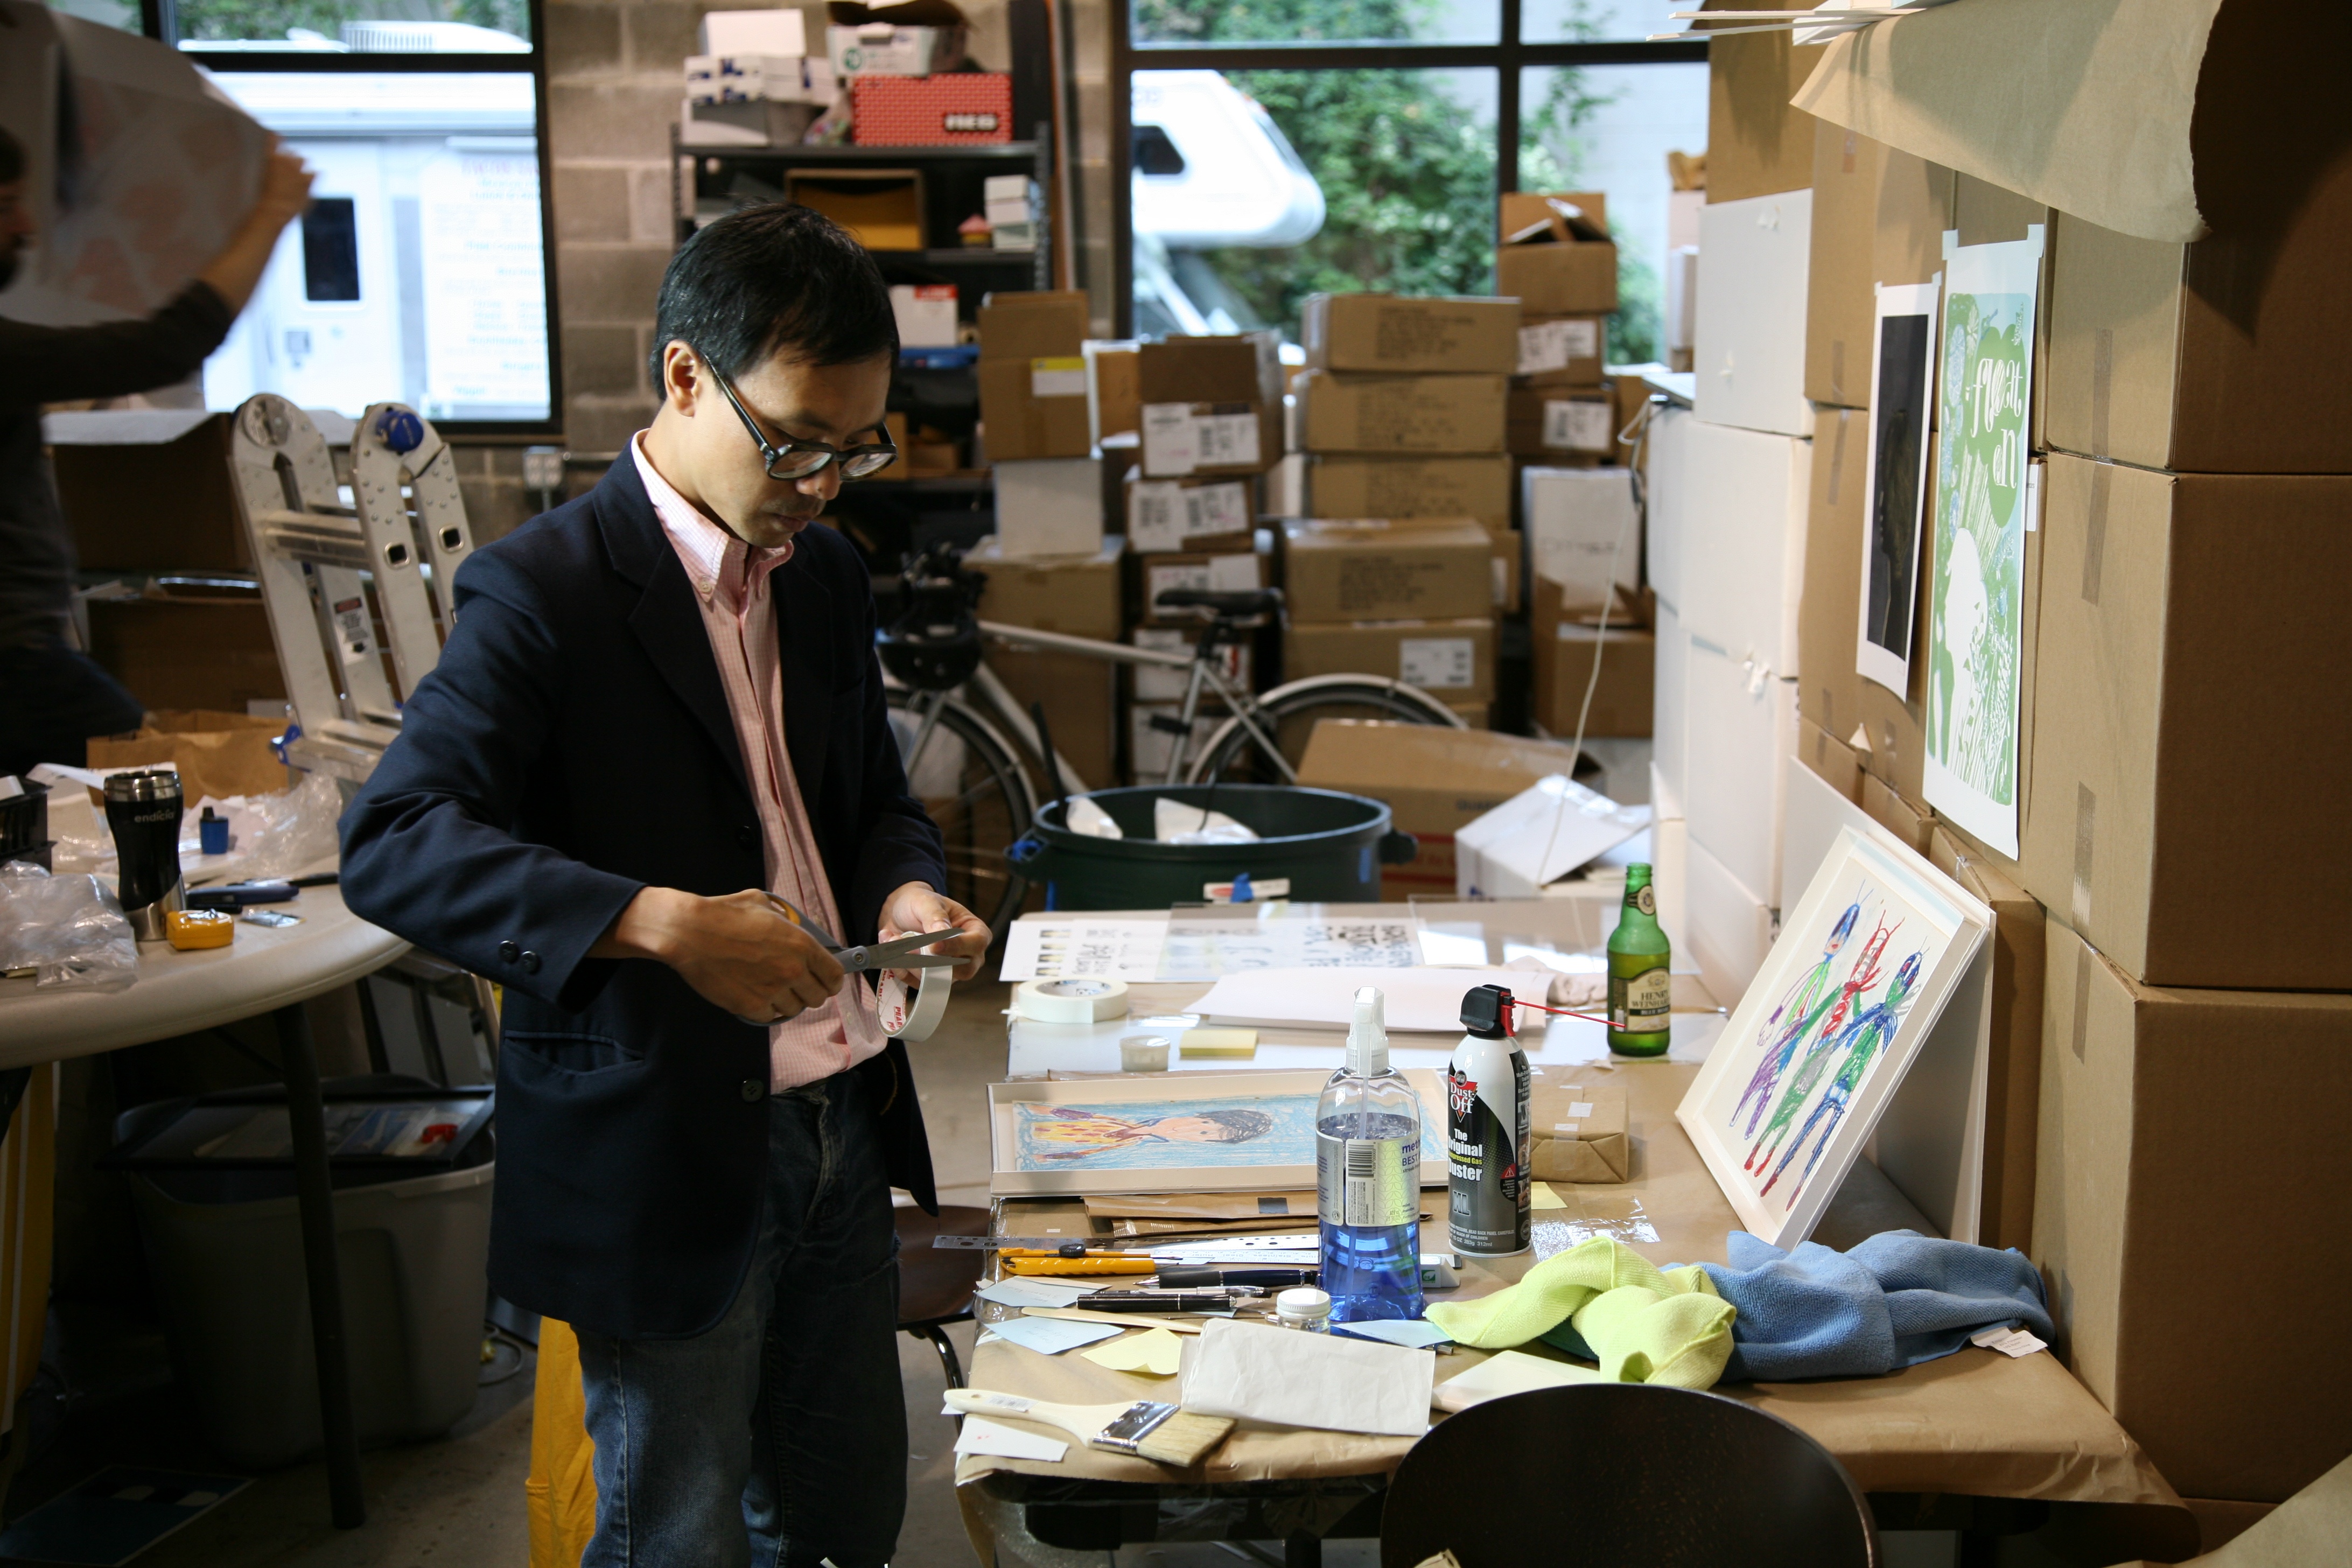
[1530,1182,1568,1210]
[1083,1327,1184,1376]
[1179,1027,1258,1059]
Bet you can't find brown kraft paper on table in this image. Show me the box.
[957,1061,2180,1510]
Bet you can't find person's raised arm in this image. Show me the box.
[193,146,314,314]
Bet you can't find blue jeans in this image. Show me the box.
[575,1071,907,1567]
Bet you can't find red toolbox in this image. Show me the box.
[851,73,1013,145]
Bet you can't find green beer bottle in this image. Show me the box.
[1607,864,1672,1058]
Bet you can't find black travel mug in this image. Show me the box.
[104,769,185,941]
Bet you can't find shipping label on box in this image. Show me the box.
[1543,398,1615,453]
[1517,317,1602,377]
[1140,402,1263,477]
[1030,357,1087,398]
[1142,550,1264,620]
[1285,618,1496,704]
[1401,635,1477,690]
[1129,478,1252,552]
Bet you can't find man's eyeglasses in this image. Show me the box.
[702,354,897,481]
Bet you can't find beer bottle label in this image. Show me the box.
[1609,965,1672,1032]
[1316,1133,1415,1227]
[1633,885,1655,915]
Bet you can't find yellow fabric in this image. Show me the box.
[527,1319,598,1568]
[1424,1236,1736,1389]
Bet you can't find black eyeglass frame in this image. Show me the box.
[701,352,899,482]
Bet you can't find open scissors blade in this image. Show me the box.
[767,895,956,971]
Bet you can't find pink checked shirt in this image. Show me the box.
[632,436,885,1090]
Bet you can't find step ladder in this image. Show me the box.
[228,394,478,782]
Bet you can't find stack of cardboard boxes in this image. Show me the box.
[1648,30,1825,1004]
[1497,191,1621,471]
[1776,29,2352,1538]
[1122,334,1282,778]
[1289,294,1517,724]
[977,289,1104,557]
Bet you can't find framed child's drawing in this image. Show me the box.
[1676,827,1991,1249]
[989,1070,1448,1197]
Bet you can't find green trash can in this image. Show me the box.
[1006,785,1415,911]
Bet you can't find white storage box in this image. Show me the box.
[1686,833,1774,1003]
[1683,635,1798,904]
[699,8,806,55]
[1694,190,1814,437]
[1521,466,1639,609]
[1651,598,1688,822]
[1643,402,1690,610]
[1676,418,1810,677]
[994,457,1104,559]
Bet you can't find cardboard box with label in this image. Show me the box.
[1295,370,1508,456]
[1137,337,1280,478]
[1805,125,1955,410]
[1284,618,1495,705]
[1123,471,1254,554]
[992,458,1102,558]
[1306,454,1513,535]
[1530,577,1653,741]
[1301,293,1520,375]
[1514,313,1608,387]
[1279,519,1492,624]
[1520,466,1642,603]
[1506,387,1616,461]
[978,291,1090,460]
[1706,30,1824,204]
[1926,829,2044,1256]
[825,0,967,75]
[1495,192,1619,316]
[2018,456,2352,989]
[2034,919,2352,1504]
[1133,541,1268,627]
[1296,720,1587,898]
[1525,1073,1630,1184]
[969,535,1123,638]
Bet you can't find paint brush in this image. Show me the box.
[944,1390,1235,1467]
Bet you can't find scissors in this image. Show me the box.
[765,894,958,972]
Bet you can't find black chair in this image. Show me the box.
[1381,1383,1879,1567]
[894,1204,989,1390]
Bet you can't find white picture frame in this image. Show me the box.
[1676,827,1991,1248]
[988,1069,1447,1198]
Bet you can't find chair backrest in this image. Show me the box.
[1381,1383,1879,1568]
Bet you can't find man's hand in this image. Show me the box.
[879,883,991,982]
[592,887,844,1023]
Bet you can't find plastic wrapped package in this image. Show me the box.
[0,862,138,991]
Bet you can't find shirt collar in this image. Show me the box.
[632,432,794,606]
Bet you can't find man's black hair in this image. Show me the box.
[0,125,23,186]
[647,202,897,390]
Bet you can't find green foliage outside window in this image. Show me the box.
[173,0,529,44]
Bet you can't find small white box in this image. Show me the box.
[1521,465,1639,607]
[983,174,1035,228]
[698,9,806,56]
[990,220,1037,251]
[889,283,958,348]
[685,53,836,106]
[680,97,820,148]
[993,458,1104,559]
[1693,189,1813,437]
[827,22,966,76]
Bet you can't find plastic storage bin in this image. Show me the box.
[114,1079,494,1468]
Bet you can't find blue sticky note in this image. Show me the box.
[988,1316,1125,1355]
[1334,1319,1452,1350]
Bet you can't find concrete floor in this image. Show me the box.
[0,984,1074,1567]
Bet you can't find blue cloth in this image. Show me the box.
[577,1072,905,1568]
[340,457,949,1340]
[1692,1229,2054,1382]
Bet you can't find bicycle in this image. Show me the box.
[874,542,1464,935]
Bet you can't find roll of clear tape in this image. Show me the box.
[879,965,950,1042]
[1014,977,1131,1023]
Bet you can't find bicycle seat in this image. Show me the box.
[1154,586,1284,618]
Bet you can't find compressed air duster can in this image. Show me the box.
[1446,984,1530,1256]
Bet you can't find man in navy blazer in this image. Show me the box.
[341,205,988,1567]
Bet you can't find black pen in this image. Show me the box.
[1077,1292,1237,1313]
[1154,1266,1317,1291]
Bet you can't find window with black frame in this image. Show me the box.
[1115,0,1707,361]
[138,0,560,432]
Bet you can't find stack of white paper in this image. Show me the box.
[1179,1318,1433,1437]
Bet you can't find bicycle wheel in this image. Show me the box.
[1190,677,1467,785]
[886,689,1036,939]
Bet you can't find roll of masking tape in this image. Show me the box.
[1014,977,1130,1024]
[879,965,950,1042]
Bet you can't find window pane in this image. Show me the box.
[1135,0,1499,50]
[1522,0,1694,46]
[1133,68,1496,338]
[45,0,142,34]
[1519,61,1707,363]
[200,72,552,424]
[176,1,533,51]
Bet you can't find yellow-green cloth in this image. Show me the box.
[1425,1237,1737,1388]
